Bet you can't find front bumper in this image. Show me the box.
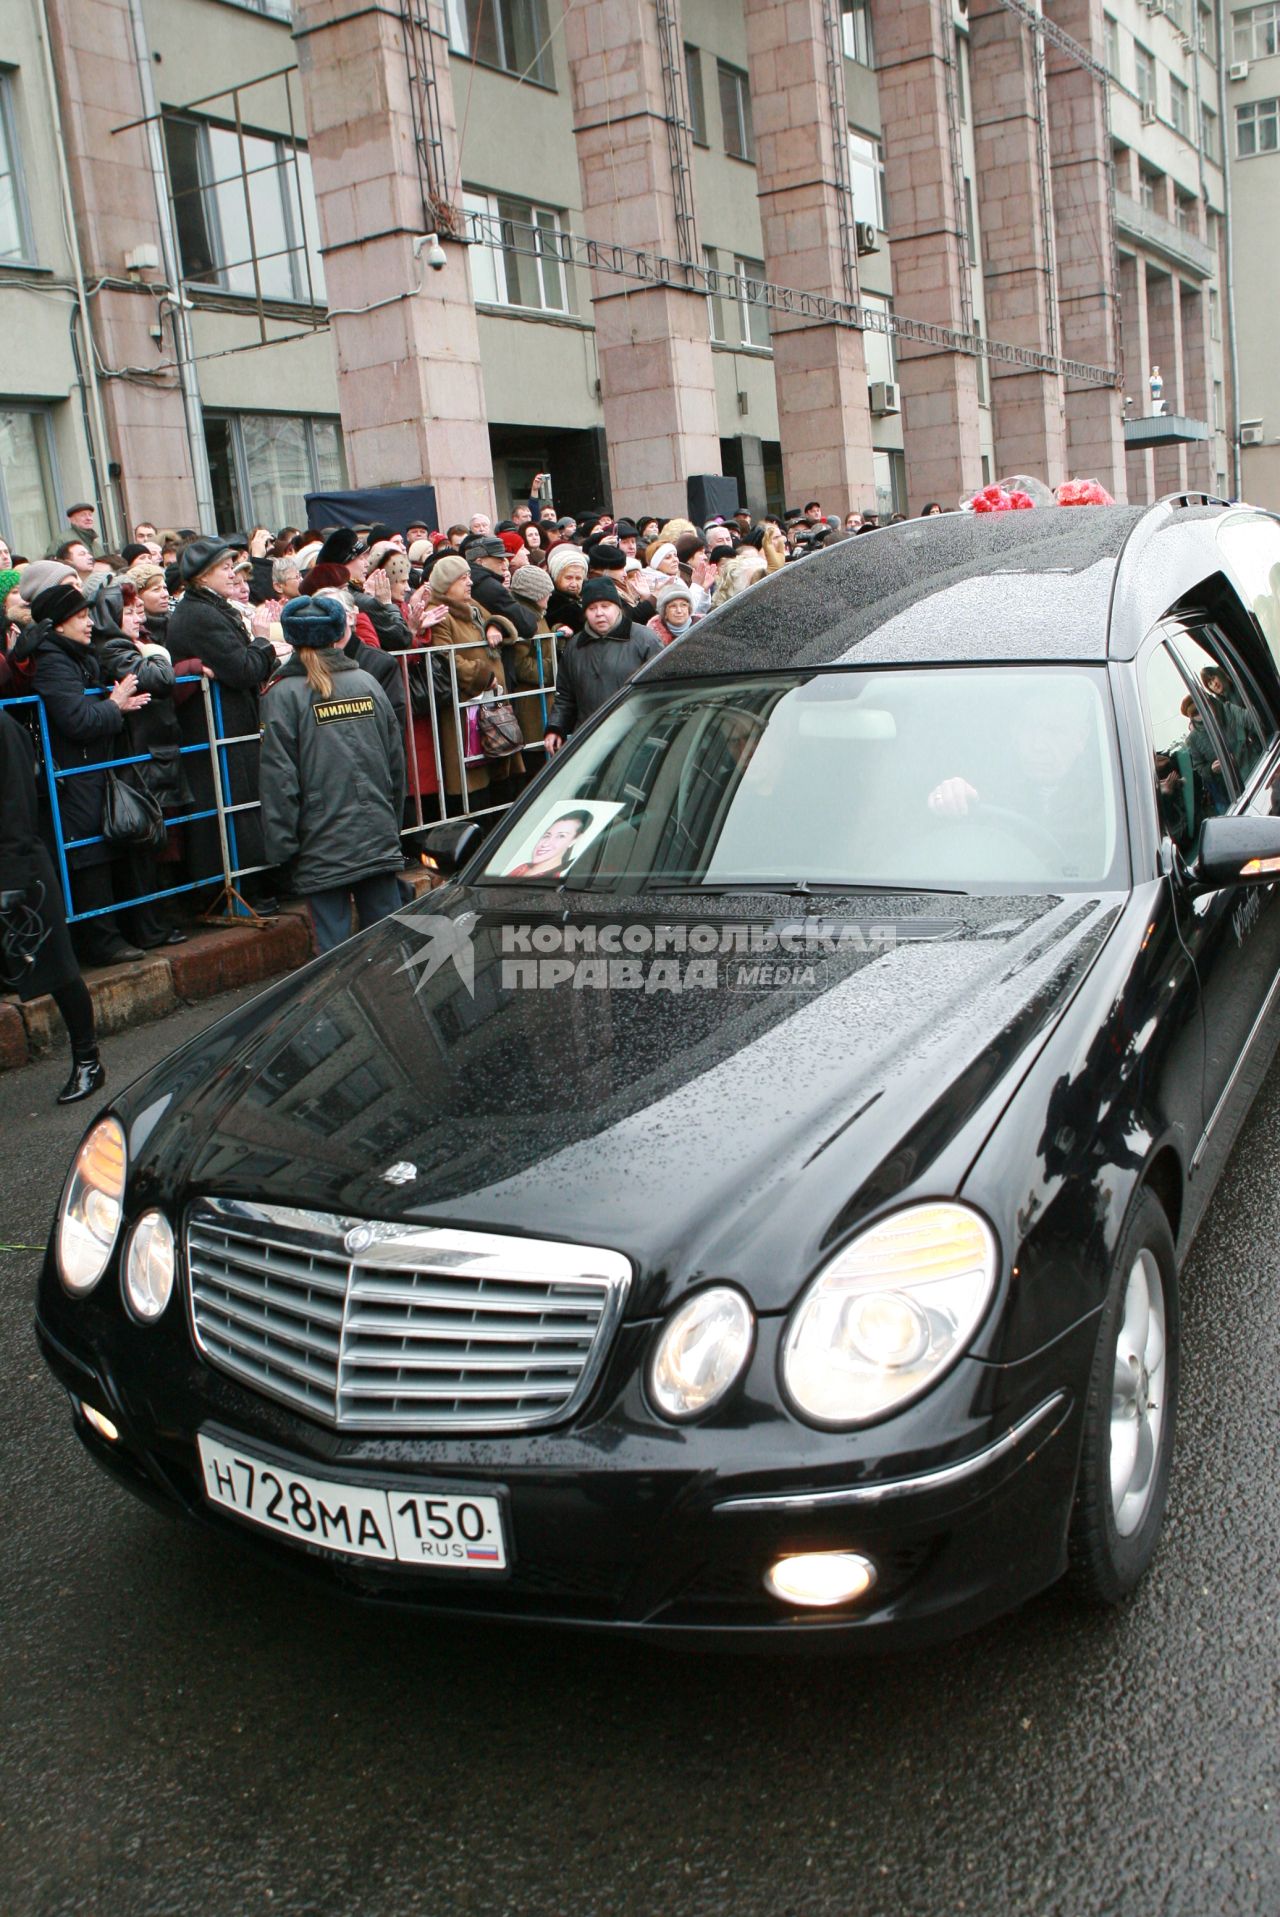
[36,1273,1094,1648]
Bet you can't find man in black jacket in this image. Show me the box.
[545,580,661,754]
[469,536,539,640]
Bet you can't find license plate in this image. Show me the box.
[197,1434,508,1570]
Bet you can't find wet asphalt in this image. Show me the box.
[3,987,1280,1917]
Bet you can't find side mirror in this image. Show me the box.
[423,820,484,878]
[1191,815,1280,893]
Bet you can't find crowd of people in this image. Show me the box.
[0,473,1031,1099]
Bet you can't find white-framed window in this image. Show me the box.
[1201,102,1219,161]
[1134,43,1157,109]
[1236,97,1280,155]
[1104,13,1122,78]
[164,114,324,304]
[685,45,707,145]
[872,448,906,518]
[733,255,771,351]
[1139,166,1161,212]
[841,1,875,66]
[446,0,554,85]
[221,0,292,16]
[848,129,888,230]
[0,402,61,556]
[1170,77,1190,138]
[1234,4,1280,60]
[0,71,36,266]
[704,245,726,342]
[463,190,571,314]
[203,410,345,535]
[1174,190,1197,233]
[860,292,897,388]
[717,62,755,162]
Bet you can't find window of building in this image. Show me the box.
[1234,3,1280,59]
[0,72,35,265]
[1236,97,1280,154]
[203,410,345,535]
[1134,43,1157,109]
[220,0,292,16]
[445,0,554,85]
[1164,0,1188,30]
[841,1,875,66]
[733,255,770,350]
[164,115,324,304]
[848,129,888,229]
[1209,285,1221,338]
[1174,189,1197,233]
[685,45,707,145]
[704,245,726,342]
[861,292,897,388]
[1201,102,1219,161]
[462,190,570,312]
[1104,13,1122,77]
[1139,165,1162,212]
[1170,77,1191,138]
[1214,379,1225,430]
[963,175,978,265]
[872,449,906,518]
[0,403,59,556]
[717,62,755,163]
[973,318,988,406]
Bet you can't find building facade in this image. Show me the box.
[0,0,1263,552]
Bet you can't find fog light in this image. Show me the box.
[764,1551,876,1609]
[80,1402,119,1444]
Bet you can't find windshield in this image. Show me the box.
[479,668,1124,893]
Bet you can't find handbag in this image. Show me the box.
[405,649,453,716]
[102,769,167,850]
[475,686,524,760]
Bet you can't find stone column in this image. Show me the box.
[1145,268,1186,495]
[44,0,200,536]
[1179,281,1215,492]
[1043,0,1127,498]
[293,0,494,527]
[967,0,1066,483]
[741,0,875,512]
[1119,254,1152,503]
[868,0,983,505]
[563,0,721,521]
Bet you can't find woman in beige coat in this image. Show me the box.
[425,554,525,805]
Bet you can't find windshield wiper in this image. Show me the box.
[635,879,969,897]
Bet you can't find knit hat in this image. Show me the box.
[511,564,553,602]
[126,562,166,595]
[280,594,347,649]
[0,567,20,603]
[429,553,471,595]
[179,536,234,582]
[499,530,524,555]
[31,582,89,628]
[657,582,694,617]
[587,542,627,573]
[19,559,76,604]
[580,577,623,609]
[407,538,434,566]
[547,545,586,584]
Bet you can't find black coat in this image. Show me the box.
[344,630,407,732]
[0,709,78,999]
[30,628,127,870]
[352,591,411,651]
[93,632,192,810]
[470,563,539,639]
[549,616,663,738]
[168,585,276,885]
[546,587,583,635]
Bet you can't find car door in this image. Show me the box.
[1142,621,1280,1164]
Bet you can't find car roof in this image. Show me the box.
[644,502,1239,678]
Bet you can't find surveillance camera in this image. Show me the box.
[421,233,447,272]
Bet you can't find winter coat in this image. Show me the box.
[93,630,192,810]
[469,563,539,640]
[168,584,276,885]
[429,597,526,796]
[352,589,411,651]
[0,708,78,999]
[343,624,406,733]
[508,609,557,745]
[259,651,405,897]
[549,615,662,739]
[30,628,127,870]
[351,604,435,800]
[546,587,583,636]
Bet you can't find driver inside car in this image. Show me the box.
[923,684,1100,875]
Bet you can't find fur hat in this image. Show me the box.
[587,543,627,573]
[279,594,347,649]
[126,563,166,595]
[646,541,678,570]
[315,526,369,566]
[547,545,586,584]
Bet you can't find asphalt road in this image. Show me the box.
[3,988,1280,1917]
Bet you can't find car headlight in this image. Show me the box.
[649,1286,754,1422]
[56,1116,127,1296]
[123,1209,175,1322]
[782,1203,998,1428]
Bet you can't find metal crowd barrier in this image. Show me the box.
[1,630,558,926]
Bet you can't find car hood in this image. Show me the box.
[125,887,1125,1315]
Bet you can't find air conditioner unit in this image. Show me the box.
[855,221,881,256]
[869,380,902,416]
[1241,422,1265,446]
[1140,99,1158,125]
[1229,60,1250,81]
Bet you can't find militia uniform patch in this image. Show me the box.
[313,696,376,725]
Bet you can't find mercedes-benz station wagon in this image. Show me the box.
[37,499,1280,1644]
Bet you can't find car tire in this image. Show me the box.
[1068,1189,1180,1605]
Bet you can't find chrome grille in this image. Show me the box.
[186,1199,631,1433]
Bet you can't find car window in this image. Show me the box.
[1217,513,1280,681]
[1144,642,1233,857]
[1168,626,1269,793]
[479,667,1123,893]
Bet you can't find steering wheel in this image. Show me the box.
[895,801,1064,884]
[975,803,1070,869]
